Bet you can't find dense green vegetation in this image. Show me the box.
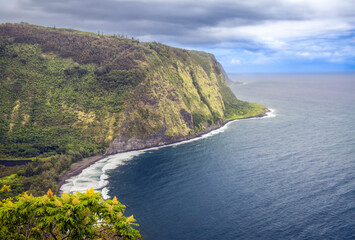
[0,23,148,195]
[0,186,141,239]
[0,153,84,199]
[0,22,267,197]
[0,39,140,159]
[220,84,266,120]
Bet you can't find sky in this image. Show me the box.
[1,0,355,73]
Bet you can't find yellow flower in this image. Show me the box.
[65,210,71,217]
[7,201,13,207]
[0,185,11,192]
[126,215,134,224]
[42,195,48,202]
[86,187,95,197]
[112,196,119,205]
[23,192,31,200]
[72,196,80,205]
[100,197,104,203]
[106,203,113,213]
[47,189,53,198]
[61,193,70,202]
[83,216,90,225]
[117,212,123,219]
[55,199,63,207]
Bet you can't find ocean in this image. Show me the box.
[61,73,355,240]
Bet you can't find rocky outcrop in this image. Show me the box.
[106,123,223,154]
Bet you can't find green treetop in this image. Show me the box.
[0,186,141,239]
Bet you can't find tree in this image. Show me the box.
[0,186,141,239]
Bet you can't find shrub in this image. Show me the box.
[0,186,141,239]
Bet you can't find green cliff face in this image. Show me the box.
[0,23,267,159]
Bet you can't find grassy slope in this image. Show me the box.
[0,23,267,197]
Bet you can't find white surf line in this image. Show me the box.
[60,150,146,199]
[60,108,276,198]
[263,108,276,118]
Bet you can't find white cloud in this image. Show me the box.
[231,58,241,64]
[199,18,353,44]
[297,52,311,57]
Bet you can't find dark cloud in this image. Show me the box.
[1,0,354,72]
[1,0,311,40]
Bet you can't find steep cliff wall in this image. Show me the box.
[0,23,267,159]
[106,46,267,153]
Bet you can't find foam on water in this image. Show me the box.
[60,109,275,198]
[60,150,146,198]
[262,108,276,118]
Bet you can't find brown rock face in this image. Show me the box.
[105,123,222,154]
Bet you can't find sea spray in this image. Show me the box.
[60,151,145,198]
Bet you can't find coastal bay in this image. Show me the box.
[69,73,354,240]
[59,109,271,193]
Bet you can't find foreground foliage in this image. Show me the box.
[0,186,141,239]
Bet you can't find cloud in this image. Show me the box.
[0,0,354,72]
[198,19,353,43]
[231,58,241,65]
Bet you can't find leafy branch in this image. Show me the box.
[0,186,141,239]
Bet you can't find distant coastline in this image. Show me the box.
[228,80,244,85]
[58,108,272,193]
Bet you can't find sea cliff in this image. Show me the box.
[0,22,267,159]
[0,22,267,196]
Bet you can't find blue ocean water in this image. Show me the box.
[62,73,355,239]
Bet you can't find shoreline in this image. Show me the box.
[57,109,271,192]
[57,155,105,191]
